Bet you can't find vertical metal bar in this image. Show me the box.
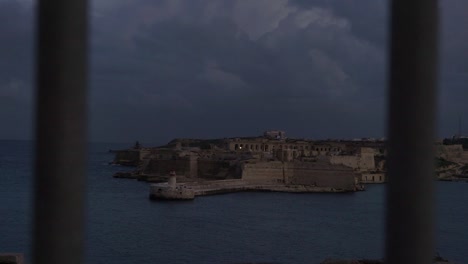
[33,0,88,264]
[386,1,438,264]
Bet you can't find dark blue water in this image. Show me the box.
[0,140,467,263]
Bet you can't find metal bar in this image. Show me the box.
[33,0,88,264]
[385,1,439,264]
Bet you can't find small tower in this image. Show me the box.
[168,170,177,188]
[134,141,141,149]
[458,115,462,138]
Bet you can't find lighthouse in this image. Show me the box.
[168,170,177,188]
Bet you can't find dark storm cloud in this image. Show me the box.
[1,0,466,142]
[0,1,33,90]
[0,1,34,140]
[437,0,468,136]
[291,0,468,137]
[88,0,388,143]
[289,0,388,46]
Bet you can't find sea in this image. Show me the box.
[0,140,467,264]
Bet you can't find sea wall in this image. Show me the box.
[287,162,358,190]
[241,161,358,190]
[360,152,376,170]
[330,149,376,171]
[330,156,359,169]
[143,159,191,177]
[142,158,239,179]
[197,160,239,179]
[241,161,284,183]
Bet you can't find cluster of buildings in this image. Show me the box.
[111,131,468,199]
[113,131,389,189]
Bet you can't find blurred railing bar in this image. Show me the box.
[33,1,88,264]
[385,1,439,264]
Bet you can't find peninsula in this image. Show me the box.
[111,131,468,200]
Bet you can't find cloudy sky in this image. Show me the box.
[0,0,466,144]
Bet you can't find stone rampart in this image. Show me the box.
[241,161,284,183]
[144,159,190,177]
[241,161,358,190]
[330,151,376,171]
[359,152,376,170]
[197,160,238,179]
[361,147,378,154]
[286,162,357,190]
[141,158,239,179]
[330,156,359,169]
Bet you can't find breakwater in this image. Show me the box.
[149,179,364,200]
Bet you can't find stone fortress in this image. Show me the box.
[112,131,468,199]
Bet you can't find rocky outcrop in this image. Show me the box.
[436,159,468,181]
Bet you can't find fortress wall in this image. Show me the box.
[288,161,352,171]
[288,169,356,190]
[197,160,235,178]
[144,159,240,179]
[241,162,284,182]
[144,159,190,176]
[375,158,386,171]
[189,156,198,178]
[286,162,357,190]
[330,153,375,171]
[330,156,359,169]
[361,147,378,154]
[359,153,376,170]
[241,161,358,190]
